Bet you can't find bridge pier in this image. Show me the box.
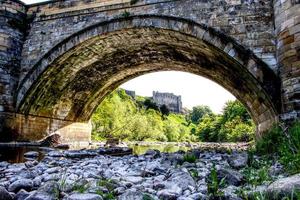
[0,1,27,140]
[274,0,300,121]
[0,112,91,142]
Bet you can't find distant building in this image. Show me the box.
[152,91,182,113]
[124,89,136,99]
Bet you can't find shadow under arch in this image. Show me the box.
[15,15,281,139]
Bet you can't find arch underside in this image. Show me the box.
[17,16,281,134]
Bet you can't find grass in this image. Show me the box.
[121,10,130,18]
[142,194,155,200]
[73,182,89,193]
[242,166,271,187]
[96,179,117,200]
[237,188,300,200]
[255,121,300,174]
[207,165,225,199]
[183,153,197,163]
[96,190,116,200]
[189,169,199,179]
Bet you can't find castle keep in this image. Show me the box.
[0,0,299,142]
[152,91,182,113]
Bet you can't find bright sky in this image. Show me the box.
[121,71,235,113]
[22,0,47,4]
[22,0,236,113]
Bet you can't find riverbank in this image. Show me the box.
[0,141,250,163]
[0,146,299,200]
[0,141,250,150]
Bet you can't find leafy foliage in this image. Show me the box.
[189,105,213,124]
[255,121,300,174]
[92,90,254,143]
[241,159,272,187]
[183,153,197,163]
[96,179,117,200]
[92,89,197,142]
[207,165,225,199]
[196,100,255,142]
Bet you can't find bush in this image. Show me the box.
[255,122,300,174]
[255,124,283,155]
[279,122,300,174]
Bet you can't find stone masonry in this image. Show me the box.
[0,0,299,142]
[152,91,182,113]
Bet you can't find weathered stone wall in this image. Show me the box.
[20,0,276,83]
[0,1,26,112]
[14,17,280,136]
[0,112,91,142]
[273,0,300,121]
[153,91,182,113]
[0,1,27,139]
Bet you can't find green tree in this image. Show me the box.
[92,89,197,142]
[92,90,254,143]
[222,100,251,123]
[144,99,159,111]
[160,104,170,118]
[197,100,254,142]
[190,105,213,124]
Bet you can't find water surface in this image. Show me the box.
[0,143,190,163]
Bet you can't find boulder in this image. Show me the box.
[118,190,144,200]
[0,186,12,200]
[39,134,61,147]
[157,189,178,200]
[64,150,97,158]
[222,185,242,200]
[167,153,184,165]
[122,176,143,184]
[47,151,63,157]
[8,179,33,193]
[268,162,284,176]
[24,151,39,158]
[97,147,132,156]
[166,171,196,190]
[66,193,103,200]
[187,193,206,200]
[228,153,248,169]
[144,149,161,158]
[25,181,59,200]
[217,168,244,186]
[15,189,30,200]
[267,173,300,198]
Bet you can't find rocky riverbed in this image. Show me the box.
[0,147,299,200]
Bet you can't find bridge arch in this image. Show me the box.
[16,15,281,137]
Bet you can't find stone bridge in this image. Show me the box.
[0,0,299,142]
